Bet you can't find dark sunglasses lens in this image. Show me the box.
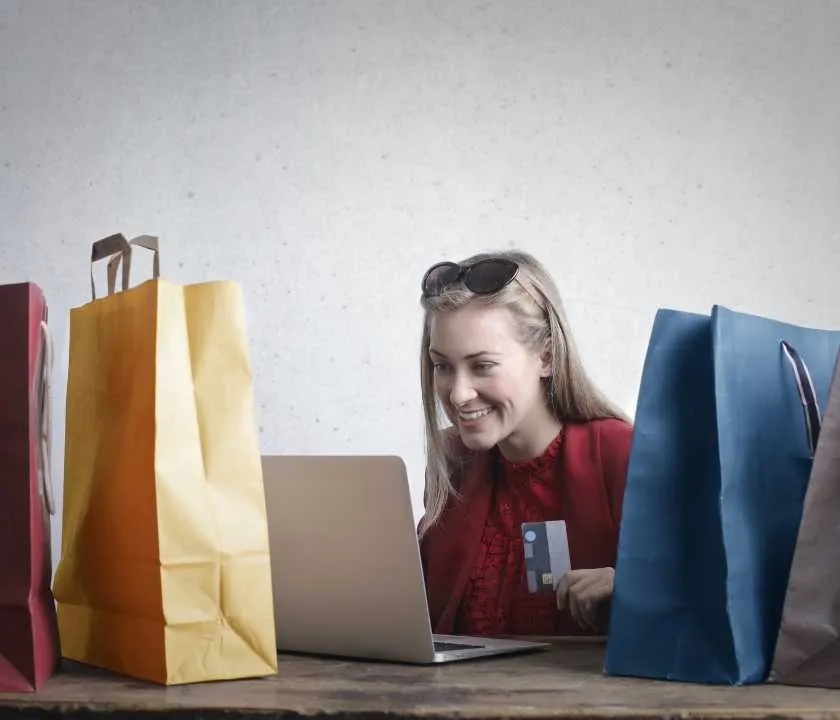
[423,262,461,295]
[466,259,518,294]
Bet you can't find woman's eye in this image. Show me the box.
[432,362,450,373]
[474,362,496,373]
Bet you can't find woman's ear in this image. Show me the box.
[539,343,552,378]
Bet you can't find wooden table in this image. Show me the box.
[1,639,839,720]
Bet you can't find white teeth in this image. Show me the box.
[458,407,493,421]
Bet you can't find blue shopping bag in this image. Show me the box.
[604,305,840,685]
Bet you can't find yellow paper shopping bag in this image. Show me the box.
[53,234,277,685]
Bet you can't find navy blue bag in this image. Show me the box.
[605,305,840,685]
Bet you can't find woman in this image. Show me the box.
[417,250,632,636]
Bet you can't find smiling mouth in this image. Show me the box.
[457,407,493,421]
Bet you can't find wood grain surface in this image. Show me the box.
[1,638,839,719]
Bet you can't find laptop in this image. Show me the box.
[261,454,549,664]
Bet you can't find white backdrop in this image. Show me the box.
[1,0,839,567]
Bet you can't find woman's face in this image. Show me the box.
[428,302,550,453]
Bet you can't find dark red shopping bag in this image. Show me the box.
[0,282,59,692]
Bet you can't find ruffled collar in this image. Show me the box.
[497,429,564,483]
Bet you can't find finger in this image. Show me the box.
[576,585,607,630]
[568,589,591,629]
[576,583,612,631]
[563,569,587,588]
[577,570,615,606]
[570,588,600,627]
[555,575,569,610]
[567,588,579,624]
[560,572,592,627]
[574,578,609,605]
[568,571,601,596]
[583,597,611,633]
[578,597,598,629]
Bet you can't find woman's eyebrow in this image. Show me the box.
[465,351,502,359]
[428,348,501,359]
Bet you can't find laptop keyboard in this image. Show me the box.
[434,640,485,652]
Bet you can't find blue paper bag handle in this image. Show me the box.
[781,340,821,455]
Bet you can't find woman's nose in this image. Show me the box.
[449,372,477,406]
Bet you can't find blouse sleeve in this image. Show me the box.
[599,419,634,529]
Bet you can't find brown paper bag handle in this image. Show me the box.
[106,235,161,294]
[33,318,55,516]
[90,233,132,300]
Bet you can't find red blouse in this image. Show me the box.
[419,418,631,637]
[453,431,581,635]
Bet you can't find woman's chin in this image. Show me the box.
[457,428,499,452]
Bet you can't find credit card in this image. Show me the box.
[521,520,570,594]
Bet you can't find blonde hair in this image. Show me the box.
[418,249,628,538]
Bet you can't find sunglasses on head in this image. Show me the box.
[421,258,520,298]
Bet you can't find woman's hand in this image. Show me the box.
[555,567,615,632]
